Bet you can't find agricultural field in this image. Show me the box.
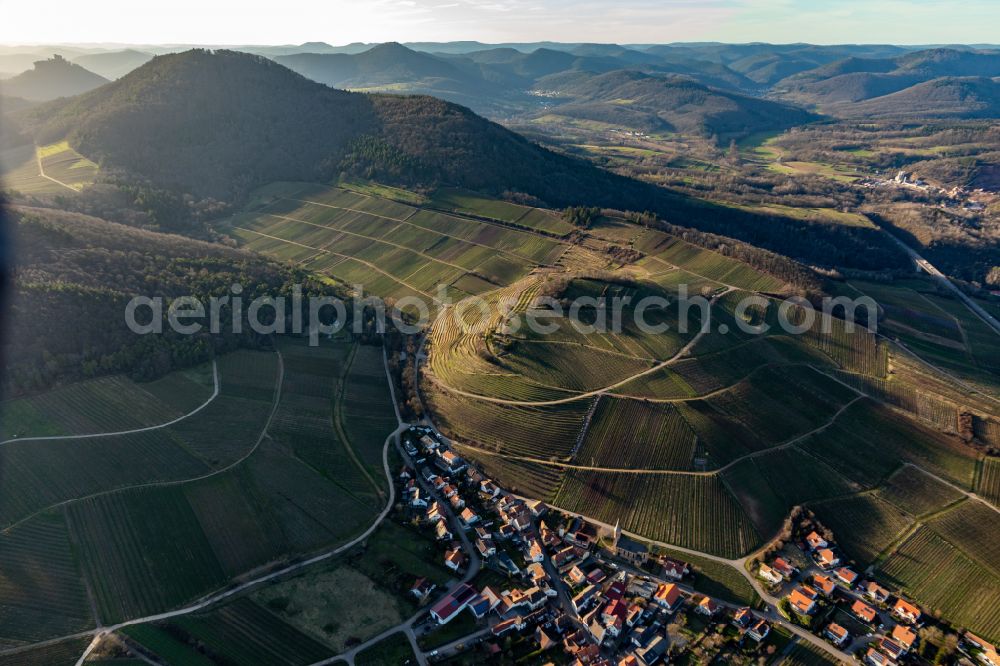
[575,397,697,470]
[0,141,97,195]
[340,343,399,489]
[121,625,216,666]
[0,511,93,647]
[164,598,335,666]
[429,187,575,236]
[356,632,416,666]
[777,640,840,666]
[876,466,964,517]
[633,230,788,293]
[467,450,565,500]
[722,459,788,539]
[810,493,914,564]
[431,389,594,460]
[752,447,858,507]
[231,185,568,302]
[0,350,278,529]
[0,637,92,666]
[0,363,214,440]
[926,500,1000,577]
[799,400,977,489]
[253,566,408,652]
[878,528,1000,642]
[552,470,759,557]
[978,457,1000,506]
[68,485,228,623]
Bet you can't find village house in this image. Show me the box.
[497,552,520,576]
[566,565,587,587]
[812,573,836,597]
[469,586,502,619]
[747,618,770,642]
[430,583,478,624]
[410,577,436,602]
[661,558,689,580]
[806,531,829,551]
[732,607,754,629]
[694,595,719,617]
[436,449,466,474]
[879,637,905,662]
[444,546,466,571]
[525,538,545,563]
[892,624,917,652]
[563,517,599,549]
[652,582,682,612]
[572,584,599,613]
[525,562,549,587]
[862,581,890,604]
[964,633,999,666]
[893,598,922,624]
[434,520,452,541]
[788,585,818,615]
[475,537,496,558]
[816,548,840,568]
[825,622,850,647]
[865,647,890,666]
[771,557,797,580]
[636,635,668,664]
[852,599,878,624]
[758,563,784,584]
[425,501,444,523]
[835,566,858,588]
[459,507,479,527]
[448,493,465,510]
[480,479,500,498]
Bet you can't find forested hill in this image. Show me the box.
[4,205,322,395]
[17,49,906,272]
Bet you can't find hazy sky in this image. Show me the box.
[1,0,997,45]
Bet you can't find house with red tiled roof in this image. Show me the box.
[835,566,858,587]
[865,646,889,666]
[662,558,689,580]
[964,632,999,666]
[653,583,682,612]
[816,548,840,568]
[892,624,917,651]
[695,595,720,617]
[771,557,797,580]
[813,574,836,597]
[852,599,878,624]
[862,581,890,604]
[430,583,477,624]
[732,607,754,629]
[825,622,850,646]
[879,637,905,661]
[444,547,466,571]
[758,563,783,585]
[806,531,829,551]
[893,598,922,624]
[788,586,818,615]
[747,618,770,642]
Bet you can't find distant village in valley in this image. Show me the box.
[389,426,998,666]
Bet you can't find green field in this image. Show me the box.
[0,351,278,528]
[0,637,91,666]
[810,493,914,564]
[978,457,1000,505]
[927,500,1000,577]
[0,338,397,644]
[777,640,840,666]
[878,527,1000,642]
[0,363,213,440]
[553,470,760,557]
[356,632,417,666]
[0,511,93,646]
[575,397,697,470]
[0,141,97,195]
[429,187,575,236]
[876,466,964,517]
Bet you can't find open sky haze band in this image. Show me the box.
[3,0,1000,45]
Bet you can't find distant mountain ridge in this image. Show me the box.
[0,55,108,102]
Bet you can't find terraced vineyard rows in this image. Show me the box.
[0,512,92,647]
[926,500,1000,577]
[878,528,1000,642]
[432,389,594,459]
[978,457,1000,505]
[876,466,964,516]
[810,493,914,564]
[471,451,565,500]
[167,598,335,666]
[553,470,760,557]
[575,397,697,470]
[0,365,213,440]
